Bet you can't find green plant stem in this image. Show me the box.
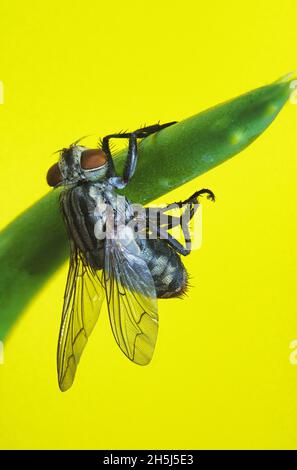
[0,76,293,338]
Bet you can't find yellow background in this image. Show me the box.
[0,0,297,450]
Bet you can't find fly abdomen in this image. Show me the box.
[140,239,188,298]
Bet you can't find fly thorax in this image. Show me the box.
[89,185,108,241]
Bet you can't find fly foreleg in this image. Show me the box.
[101,122,177,189]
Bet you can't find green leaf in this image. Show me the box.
[0,76,294,338]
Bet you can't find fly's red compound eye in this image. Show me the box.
[47,163,62,187]
[81,149,107,170]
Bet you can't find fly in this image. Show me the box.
[47,122,215,391]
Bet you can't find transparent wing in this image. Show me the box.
[104,227,158,365]
[57,242,105,391]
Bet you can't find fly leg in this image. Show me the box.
[101,122,177,188]
[167,188,215,223]
[182,188,215,205]
[145,188,215,256]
